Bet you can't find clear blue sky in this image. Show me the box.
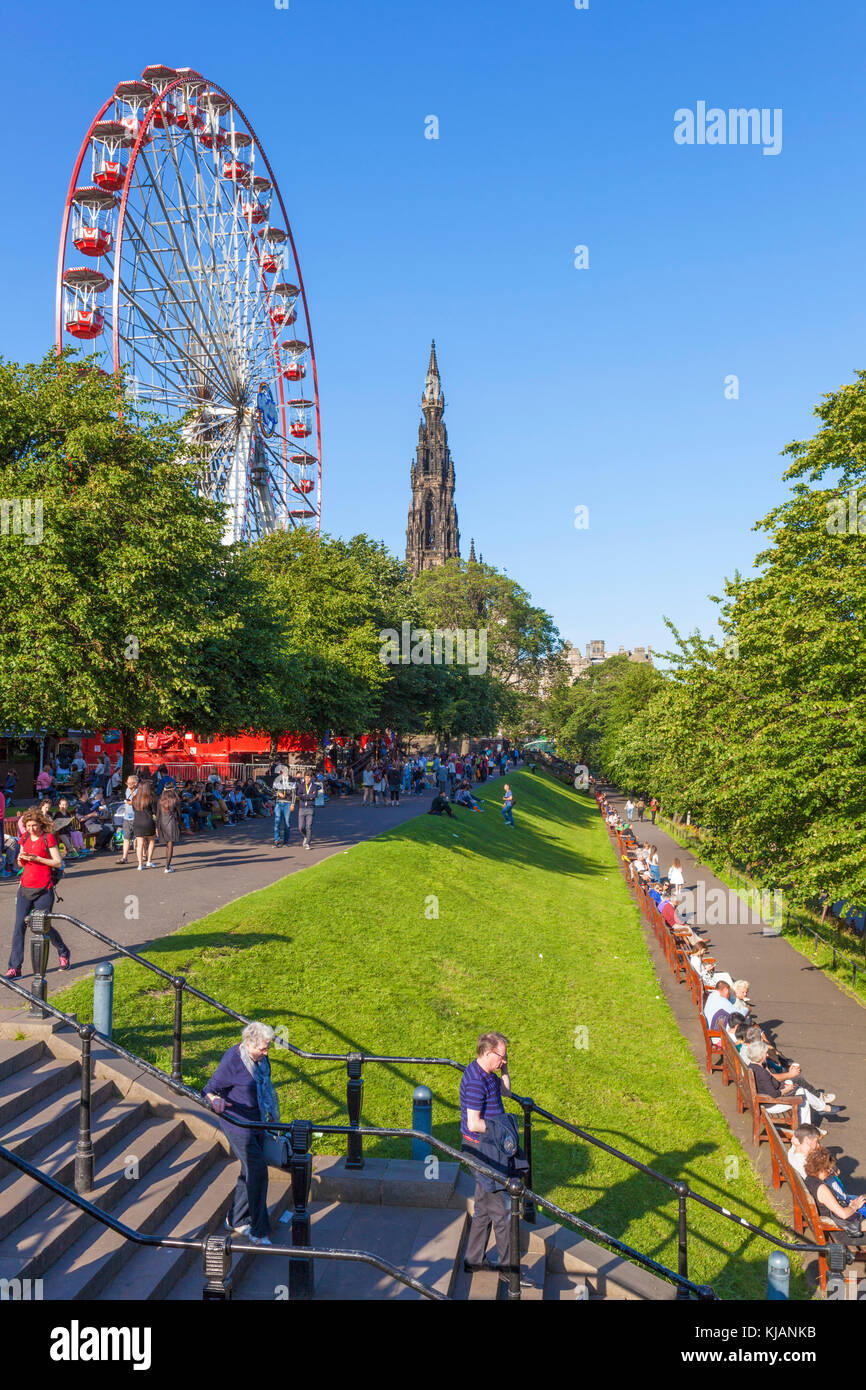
[4,0,866,659]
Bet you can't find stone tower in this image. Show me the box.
[405,341,460,575]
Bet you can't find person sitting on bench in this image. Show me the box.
[804,1147,866,1235]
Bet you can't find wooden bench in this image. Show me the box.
[698,1009,725,1077]
[721,1031,797,1148]
[787,1151,866,1293]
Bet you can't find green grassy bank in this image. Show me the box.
[55,771,805,1298]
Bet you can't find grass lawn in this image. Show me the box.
[54,770,806,1299]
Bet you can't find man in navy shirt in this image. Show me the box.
[460,1030,516,1277]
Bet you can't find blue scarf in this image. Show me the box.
[238,1044,280,1124]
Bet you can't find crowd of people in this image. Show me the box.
[599,790,866,1240]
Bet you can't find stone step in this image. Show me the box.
[168,1185,295,1301]
[0,1056,80,1128]
[0,1037,45,1081]
[105,1161,240,1301]
[299,1201,466,1301]
[544,1272,592,1300]
[48,1135,224,1300]
[0,1093,146,1240]
[4,1114,188,1280]
[0,1072,117,1166]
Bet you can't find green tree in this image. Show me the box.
[0,351,282,775]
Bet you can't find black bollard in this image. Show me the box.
[28,911,50,1019]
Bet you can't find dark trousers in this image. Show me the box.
[222,1120,270,1238]
[8,889,67,973]
[298,808,314,843]
[651,811,656,824]
[465,1180,511,1265]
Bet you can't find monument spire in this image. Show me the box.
[405,341,460,575]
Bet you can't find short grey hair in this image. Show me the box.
[733,980,749,994]
[477,1031,509,1057]
[241,1021,275,1050]
[742,1041,768,1064]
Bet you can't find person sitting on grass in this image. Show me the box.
[804,1147,866,1235]
[428,791,455,818]
[454,780,484,812]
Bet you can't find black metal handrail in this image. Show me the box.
[0,973,719,1300]
[0,1138,446,1301]
[3,908,847,1299]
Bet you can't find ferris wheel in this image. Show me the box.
[55,65,321,543]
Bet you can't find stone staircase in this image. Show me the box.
[0,1027,676,1301]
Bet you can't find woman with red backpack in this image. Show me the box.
[5,808,70,979]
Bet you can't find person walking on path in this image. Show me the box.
[650,796,659,825]
[132,783,157,870]
[296,770,322,849]
[387,760,402,806]
[5,808,70,979]
[156,786,183,874]
[625,798,635,827]
[637,798,645,823]
[502,783,515,827]
[116,775,138,865]
[272,764,295,847]
[203,1021,278,1245]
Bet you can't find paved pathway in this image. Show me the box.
[0,793,436,998]
[609,794,866,1203]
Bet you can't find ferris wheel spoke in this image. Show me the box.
[185,130,238,346]
[130,148,239,394]
[114,286,232,405]
[159,129,240,364]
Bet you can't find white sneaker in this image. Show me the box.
[136,865,143,870]
[225,1218,250,1235]
[164,866,175,874]
[250,1235,272,1246]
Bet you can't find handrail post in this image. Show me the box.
[346,1053,364,1169]
[519,1097,536,1223]
[75,1025,95,1194]
[202,1234,232,1300]
[506,1178,523,1301]
[289,1119,313,1299]
[28,911,50,1019]
[675,1180,690,1300]
[171,976,185,1086]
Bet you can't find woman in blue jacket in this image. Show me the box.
[203,1021,280,1244]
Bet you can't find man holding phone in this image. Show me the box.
[460,1030,528,1282]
